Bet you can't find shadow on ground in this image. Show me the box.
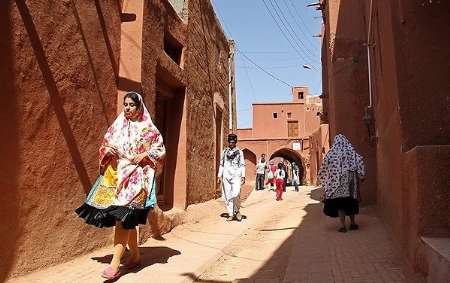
[219,213,248,221]
[91,246,181,282]
[194,187,415,283]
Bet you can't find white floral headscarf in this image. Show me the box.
[318,134,365,198]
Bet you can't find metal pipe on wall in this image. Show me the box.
[366,0,374,108]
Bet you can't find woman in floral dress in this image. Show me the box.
[76,92,165,279]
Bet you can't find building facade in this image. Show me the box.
[0,0,231,279]
[236,87,324,186]
[320,0,450,280]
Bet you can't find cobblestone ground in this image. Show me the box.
[8,187,422,283]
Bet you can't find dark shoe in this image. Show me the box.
[349,224,359,230]
[226,215,234,221]
[338,227,347,233]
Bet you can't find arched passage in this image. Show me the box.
[270,148,305,184]
[242,148,257,182]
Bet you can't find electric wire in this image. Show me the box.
[237,49,294,88]
[269,0,319,62]
[261,0,312,66]
[282,0,320,54]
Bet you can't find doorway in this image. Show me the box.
[154,87,185,210]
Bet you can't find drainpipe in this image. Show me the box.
[366,0,374,108]
[363,0,376,142]
[228,39,237,133]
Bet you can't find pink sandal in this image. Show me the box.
[101,266,121,280]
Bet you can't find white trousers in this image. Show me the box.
[222,177,241,216]
[225,197,239,216]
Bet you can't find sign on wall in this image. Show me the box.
[292,142,301,151]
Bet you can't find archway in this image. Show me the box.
[269,148,305,184]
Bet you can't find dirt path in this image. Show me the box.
[8,187,421,283]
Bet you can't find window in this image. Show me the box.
[298,92,304,99]
[287,112,292,118]
[164,32,183,65]
[288,121,299,137]
[273,112,278,119]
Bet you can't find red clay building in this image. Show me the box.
[0,0,232,279]
[236,86,324,186]
[320,0,450,280]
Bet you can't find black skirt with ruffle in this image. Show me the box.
[75,203,150,229]
[323,197,359,218]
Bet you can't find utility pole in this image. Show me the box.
[228,39,237,133]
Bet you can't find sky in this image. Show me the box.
[211,0,323,128]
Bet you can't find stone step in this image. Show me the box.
[420,237,450,283]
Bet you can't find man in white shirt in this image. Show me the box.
[217,134,246,221]
[292,162,300,192]
[255,154,267,190]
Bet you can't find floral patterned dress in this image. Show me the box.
[76,93,165,229]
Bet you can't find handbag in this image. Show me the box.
[85,164,118,209]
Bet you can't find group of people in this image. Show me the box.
[74,91,366,280]
[255,155,301,200]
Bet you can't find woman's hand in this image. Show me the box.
[100,147,118,174]
[105,147,119,158]
[132,152,149,165]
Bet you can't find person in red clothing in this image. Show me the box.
[275,162,286,201]
[265,160,277,191]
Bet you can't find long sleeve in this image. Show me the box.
[239,149,246,178]
[218,151,224,177]
[147,128,166,170]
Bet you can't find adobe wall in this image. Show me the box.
[402,146,450,274]
[0,0,230,279]
[140,0,229,208]
[252,103,304,138]
[236,128,252,139]
[372,0,450,271]
[184,0,230,205]
[364,0,405,244]
[322,0,377,204]
[392,1,450,151]
[0,0,121,279]
[252,103,319,139]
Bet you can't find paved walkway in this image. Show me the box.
[8,187,419,283]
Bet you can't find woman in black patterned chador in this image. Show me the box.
[318,134,365,233]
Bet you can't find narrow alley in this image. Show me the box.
[8,187,416,283]
[1,0,449,282]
